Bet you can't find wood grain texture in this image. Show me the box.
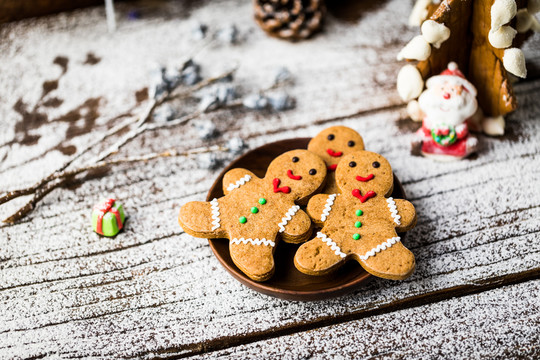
[0,0,539,358]
[203,279,540,359]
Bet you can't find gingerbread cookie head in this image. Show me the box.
[307,126,365,172]
[336,151,393,197]
[265,149,327,203]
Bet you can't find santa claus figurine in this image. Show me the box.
[412,62,479,161]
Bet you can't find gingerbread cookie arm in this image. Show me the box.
[294,233,347,276]
[279,207,313,244]
[222,168,257,195]
[306,193,338,227]
[178,200,227,239]
[390,198,417,232]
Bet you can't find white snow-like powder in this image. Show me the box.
[0,0,539,358]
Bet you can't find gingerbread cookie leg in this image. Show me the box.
[229,236,276,282]
[294,231,347,275]
[178,200,227,239]
[387,198,417,233]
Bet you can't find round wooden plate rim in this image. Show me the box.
[206,137,407,301]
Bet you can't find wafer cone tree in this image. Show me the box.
[397,0,539,135]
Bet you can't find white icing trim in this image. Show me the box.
[317,232,346,258]
[210,198,221,231]
[386,197,402,226]
[278,205,300,233]
[359,237,401,261]
[226,174,251,192]
[230,238,275,247]
[321,194,337,222]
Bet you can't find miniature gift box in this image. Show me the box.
[92,198,125,237]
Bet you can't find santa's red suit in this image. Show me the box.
[416,120,471,158]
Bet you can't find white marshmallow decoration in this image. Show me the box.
[503,48,527,78]
[488,25,517,48]
[397,35,431,61]
[407,100,424,122]
[409,0,432,27]
[531,16,540,31]
[491,0,517,31]
[516,9,534,32]
[397,65,424,101]
[482,116,506,136]
[528,0,540,13]
[421,20,451,48]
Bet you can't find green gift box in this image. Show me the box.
[92,198,125,237]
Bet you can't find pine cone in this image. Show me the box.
[253,0,325,41]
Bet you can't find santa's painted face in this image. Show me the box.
[419,80,478,128]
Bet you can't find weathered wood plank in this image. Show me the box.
[202,279,540,359]
[1,92,539,357]
[0,0,540,358]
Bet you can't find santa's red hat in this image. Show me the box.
[425,62,477,97]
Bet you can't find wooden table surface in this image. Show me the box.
[1,0,539,358]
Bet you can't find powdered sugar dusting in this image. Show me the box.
[0,0,539,357]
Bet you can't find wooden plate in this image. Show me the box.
[207,138,408,301]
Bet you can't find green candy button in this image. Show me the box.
[355,209,363,216]
[259,198,267,205]
[353,233,361,240]
[239,216,247,224]
[251,207,259,214]
[355,221,362,228]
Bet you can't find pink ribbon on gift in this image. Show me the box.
[94,198,123,235]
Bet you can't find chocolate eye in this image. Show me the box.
[292,156,299,163]
[372,161,380,168]
[349,161,356,167]
[309,169,317,175]
[348,141,355,147]
[327,134,335,140]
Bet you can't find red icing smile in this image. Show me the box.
[273,178,291,193]
[287,169,302,180]
[327,164,338,172]
[327,149,343,157]
[356,174,374,182]
[352,189,376,203]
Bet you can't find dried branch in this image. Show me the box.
[2,145,227,224]
[0,68,236,207]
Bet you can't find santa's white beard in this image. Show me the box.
[419,88,478,128]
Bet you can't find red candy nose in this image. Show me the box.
[443,93,451,99]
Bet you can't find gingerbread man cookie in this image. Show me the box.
[178,150,327,282]
[307,126,365,194]
[294,151,417,280]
